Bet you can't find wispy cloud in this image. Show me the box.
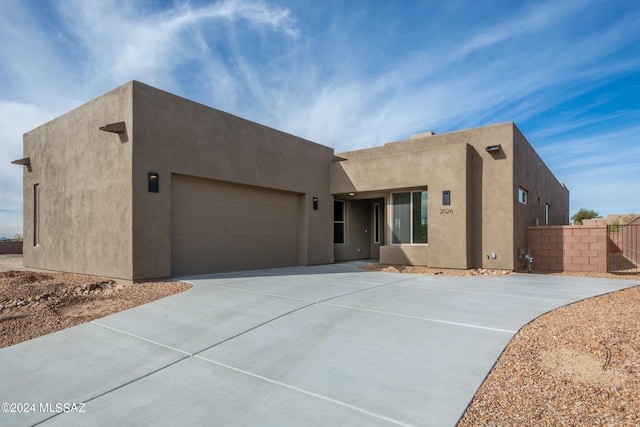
[56,0,299,93]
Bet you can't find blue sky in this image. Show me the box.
[1,0,639,236]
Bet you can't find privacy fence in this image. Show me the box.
[527,221,640,274]
[0,241,23,255]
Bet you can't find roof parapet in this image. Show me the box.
[409,131,436,139]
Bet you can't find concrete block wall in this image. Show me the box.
[527,226,607,273]
[0,241,23,254]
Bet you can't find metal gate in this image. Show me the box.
[607,222,640,274]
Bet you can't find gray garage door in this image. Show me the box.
[171,175,301,276]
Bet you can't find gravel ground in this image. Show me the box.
[361,264,640,426]
[2,260,639,425]
[458,284,640,426]
[0,270,191,348]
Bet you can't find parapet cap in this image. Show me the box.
[409,131,436,139]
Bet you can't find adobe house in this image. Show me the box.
[14,81,569,280]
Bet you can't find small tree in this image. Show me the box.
[572,209,600,225]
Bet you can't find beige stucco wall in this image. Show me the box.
[130,82,334,280]
[331,140,473,269]
[21,81,334,280]
[332,124,515,269]
[331,122,568,270]
[22,84,134,279]
[513,125,569,269]
[20,80,567,278]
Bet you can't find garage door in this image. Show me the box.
[171,175,301,276]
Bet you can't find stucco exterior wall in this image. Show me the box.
[129,82,334,279]
[332,140,472,269]
[332,123,527,270]
[22,84,134,279]
[453,123,515,270]
[513,126,570,269]
[19,81,568,278]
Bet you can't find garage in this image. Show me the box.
[171,175,301,276]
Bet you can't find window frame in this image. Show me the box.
[518,187,528,205]
[333,200,346,245]
[545,203,550,225]
[373,202,381,244]
[391,189,428,245]
[33,183,40,246]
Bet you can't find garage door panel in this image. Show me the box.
[171,217,297,239]
[171,176,301,275]
[172,248,297,275]
[173,197,298,222]
[172,233,299,255]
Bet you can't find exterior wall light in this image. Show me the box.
[313,197,318,210]
[148,172,159,193]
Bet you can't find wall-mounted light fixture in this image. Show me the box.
[485,144,501,153]
[148,172,159,193]
[99,121,126,134]
[313,197,318,210]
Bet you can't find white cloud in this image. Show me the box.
[55,0,299,93]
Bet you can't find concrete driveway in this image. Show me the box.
[1,262,636,426]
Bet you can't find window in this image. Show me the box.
[518,187,528,204]
[33,184,40,246]
[334,200,345,244]
[545,203,550,225]
[392,190,427,244]
[373,203,381,244]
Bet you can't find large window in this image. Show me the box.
[392,190,428,244]
[334,200,345,244]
